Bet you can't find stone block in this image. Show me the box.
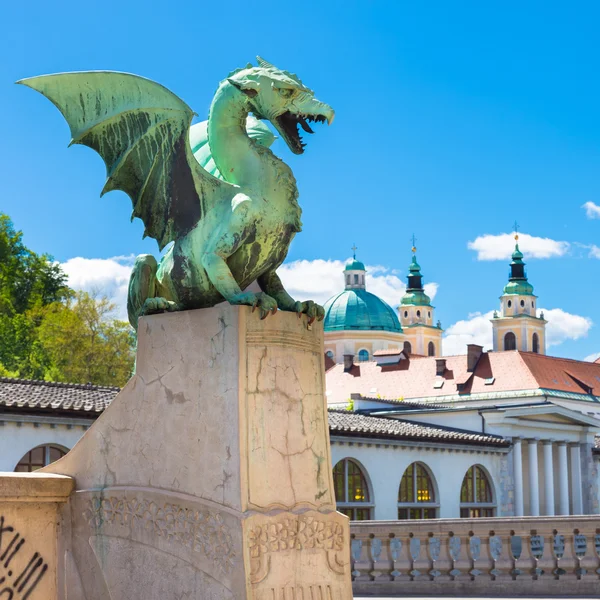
[45,305,352,599]
[0,473,73,600]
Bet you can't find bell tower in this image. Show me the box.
[491,228,547,353]
[398,237,443,356]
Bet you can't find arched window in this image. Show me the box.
[358,349,369,362]
[403,341,412,354]
[520,300,525,307]
[14,445,67,472]
[504,332,516,351]
[333,458,373,520]
[398,462,438,519]
[428,341,435,356]
[532,333,539,354]
[460,465,495,517]
[404,310,408,318]
[416,310,421,318]
[507,300,512,308]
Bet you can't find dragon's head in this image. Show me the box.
[227,57,334,155]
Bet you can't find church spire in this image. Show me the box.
[344,244,366,290]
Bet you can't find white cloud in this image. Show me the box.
[584,352,600,362]
[277,258,438,308]
[59,256,423,321]
[442,307,592,356]
[540,308,592,347]
[588,245,600,259]
[468,233,569,261]
[60,255,135,320]
[582,201,600,219]
[442,311,495,356]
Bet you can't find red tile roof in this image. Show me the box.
[326,351,600,404]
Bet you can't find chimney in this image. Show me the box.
[435,358,446,376]
[343,354,354,372]
[467,344,483,372]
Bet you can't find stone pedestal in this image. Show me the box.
[46,305,352,599]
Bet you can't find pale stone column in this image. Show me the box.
[557,441,569,515]
[528,438,540,516]
[512,437,524,516]
[543,440,555,516]
[570,442,583,514]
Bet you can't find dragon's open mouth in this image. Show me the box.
[275,111,328,155]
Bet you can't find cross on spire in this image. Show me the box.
[351,243,358,259]
[513,221,520,241]
[411,234,417,253]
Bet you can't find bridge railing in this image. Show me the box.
[350,516,600,597]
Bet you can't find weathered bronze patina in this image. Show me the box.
[19,58,334,327]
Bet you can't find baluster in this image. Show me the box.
[490,531,513,582]
[573,530,596,582]
[351,537,371,583]
[468,533,482,580]
[555,530,578,582]
[529,533,545,580]
[427,534,442,581]
[409,534,422,581]
[368,536,386,582]
[350,537,362,581]
[388,536,403,582]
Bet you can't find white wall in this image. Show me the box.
[331,438,509,519]
[0,419,88,471]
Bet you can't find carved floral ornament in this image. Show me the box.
[248,516,344,558]
[83,496,235,573]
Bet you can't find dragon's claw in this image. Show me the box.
[293,300,325,325]
[230,292,278,320]
[141,297,179,315]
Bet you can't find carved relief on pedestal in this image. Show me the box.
[244,511,352,600]
[82,493,237,575]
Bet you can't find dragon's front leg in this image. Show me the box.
[202,199,277,320]
[258,270,324,325]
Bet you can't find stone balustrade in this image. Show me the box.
[350,516,600,596]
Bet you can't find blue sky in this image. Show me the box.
[1,1,600,358]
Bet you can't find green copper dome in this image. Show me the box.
[400,290,432,306]
[401,254,432,307]
[323,289,402,333]
[344,259,366,271]
[503,243,534,296]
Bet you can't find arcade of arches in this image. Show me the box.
[332,458,495,520]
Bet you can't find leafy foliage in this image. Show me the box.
[0,214,135,386]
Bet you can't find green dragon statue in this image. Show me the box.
[19,57,334,328]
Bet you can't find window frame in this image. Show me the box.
[397,462,439,519]
[14,444,68,472]
[504,331,516,351]
[357,349,369,362]
[333,458,374,520]
[459,465,496,518]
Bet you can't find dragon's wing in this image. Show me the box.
[190,116,275,180]
[19,71,235,250]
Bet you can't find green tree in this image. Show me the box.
[37,292,135,387]
[0,214,135,386]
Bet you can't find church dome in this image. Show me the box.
[323,289,402,332]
